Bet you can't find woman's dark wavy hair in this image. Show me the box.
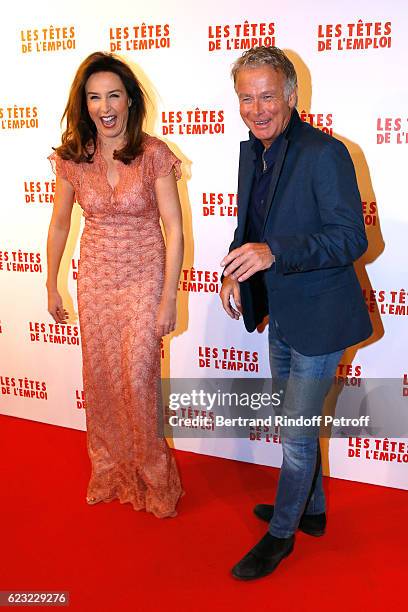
[56,52,146,164]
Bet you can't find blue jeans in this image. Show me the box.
[268,318,343,538]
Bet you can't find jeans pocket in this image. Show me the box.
[273,318,287,343]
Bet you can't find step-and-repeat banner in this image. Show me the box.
[1,0,407,490]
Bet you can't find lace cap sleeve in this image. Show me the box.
[149,139,182,181]
[48,151,76,187]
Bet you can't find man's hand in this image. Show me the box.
[220,277,242,320]
[221,243,275,282]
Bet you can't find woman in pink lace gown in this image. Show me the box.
[46,52,183,518]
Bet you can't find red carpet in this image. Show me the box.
[1,414,406,611]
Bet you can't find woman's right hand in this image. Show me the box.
[47,289,68,324]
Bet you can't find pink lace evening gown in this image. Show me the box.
[49,135,183,518]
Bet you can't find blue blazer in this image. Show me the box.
[229,109,373,356]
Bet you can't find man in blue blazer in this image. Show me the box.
[220,46,372,580]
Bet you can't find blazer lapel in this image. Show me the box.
[237,139,256,244]
[260,109,302,237]
[261,137,289,237]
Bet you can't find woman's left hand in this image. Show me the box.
[156,296,177,337]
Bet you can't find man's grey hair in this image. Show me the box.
[231,46,298,102]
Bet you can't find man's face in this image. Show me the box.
[235,65,296,148]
